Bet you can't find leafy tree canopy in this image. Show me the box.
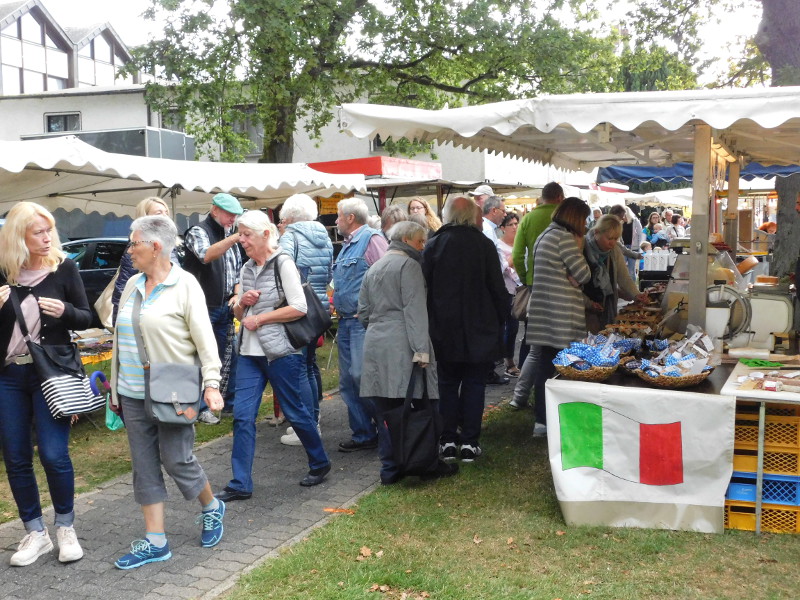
[125,0,697,162]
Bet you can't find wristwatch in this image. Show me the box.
[204,382,220,390]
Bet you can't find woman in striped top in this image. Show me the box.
[524,197,592,437]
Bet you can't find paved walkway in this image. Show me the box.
[0,376,513,599]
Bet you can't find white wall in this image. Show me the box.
[0,88,151,140]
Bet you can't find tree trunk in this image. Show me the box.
[260,103,295,163]
[755,0,800,277]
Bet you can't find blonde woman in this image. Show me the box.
[0,202,91,566]
[111,197,171,324]
[407,197,442,233]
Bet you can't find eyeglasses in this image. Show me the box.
[129,240,154,248]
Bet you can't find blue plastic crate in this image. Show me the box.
[727,471,800,506]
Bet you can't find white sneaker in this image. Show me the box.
[198,411,220,425]
[285,426,294,435]
[509,398,528,410]
[533,422,548,437]
[10,529,53,566]
[56,526,83,563]
[280,431,302,446]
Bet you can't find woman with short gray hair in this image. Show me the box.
[111,215,225,569]
[359,219,457,484]
[277,194,334,446]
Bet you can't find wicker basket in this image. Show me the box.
[619,356,642,377]
[634,367,714,389]
[555,363,618,382]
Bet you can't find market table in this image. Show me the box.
[720,361,800,534]
[546,364,735,533]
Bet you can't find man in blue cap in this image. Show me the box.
[183,193,245,422]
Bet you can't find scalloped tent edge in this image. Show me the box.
[0,136,366,218]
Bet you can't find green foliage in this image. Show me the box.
[124,0,631,162]
[617,42,698,91]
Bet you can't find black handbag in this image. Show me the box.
[273,254,332,349]
[383,365,442,476]
[131,292,202,425]
[9,288,104,419]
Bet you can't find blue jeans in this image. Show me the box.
[0,364,75,531]
[209,304,238,409]
[532,346,559,425]
[228,354,329,493]
[304,344,322,423]
[337,317,377,443]
[437,361,489,446]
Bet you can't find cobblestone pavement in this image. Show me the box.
[0,373,514,600]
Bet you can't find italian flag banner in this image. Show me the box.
[546,379,735,534]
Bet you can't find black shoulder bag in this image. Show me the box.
[382,365,442,476]
[9,288,104,419]
[273,254,332,349]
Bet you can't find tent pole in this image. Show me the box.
[724,162,740,252]
[688,125,712,328]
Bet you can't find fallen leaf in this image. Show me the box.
[556,530,566,536]
[376,550,384,558]
[405,570,412,574]
[338,582,344,587]
[360,546,372,557]
[421,593,430,598]
[758,557,778,564]
[324,507,356,514]
[473,534,482,544]
[310,569,318,574]
[507,537,514,545]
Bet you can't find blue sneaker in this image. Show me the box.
[197,499,225,548]
[114,539,171,569]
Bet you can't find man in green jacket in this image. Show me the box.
[512,182,564,284]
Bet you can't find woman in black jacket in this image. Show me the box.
[0,202,91,567]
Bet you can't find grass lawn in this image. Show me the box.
[226,406,800,600]
[0,335,339,524]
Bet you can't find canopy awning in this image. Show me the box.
[598,162,800,184]
[340,86,800,171]
[0,136,366,217]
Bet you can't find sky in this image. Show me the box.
[44,0,764,82]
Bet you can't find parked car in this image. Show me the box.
[62,238,129,328]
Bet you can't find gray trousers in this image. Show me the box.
[121,395,208,506]
[512,345,541,408]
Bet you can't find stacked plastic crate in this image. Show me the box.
[726,401,800,533]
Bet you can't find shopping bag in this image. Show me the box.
[383,365,441,476]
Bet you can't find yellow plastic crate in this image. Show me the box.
[736,401,800,418]
[735,414,800,450]
[725,500,800,534]
[733,447,800,476]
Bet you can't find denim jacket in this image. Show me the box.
[332,225,381,318]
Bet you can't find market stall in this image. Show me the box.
[340,85,800,327]
[0,135,366,218]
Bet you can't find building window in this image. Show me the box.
[369,134,386,152]
[76,36,131,88]
[46,113,81,132]
[0,11,71,94]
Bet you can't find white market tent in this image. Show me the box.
[0,136,366,218]
[340,86,800,326]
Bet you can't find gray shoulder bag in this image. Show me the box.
[131,291,202,425]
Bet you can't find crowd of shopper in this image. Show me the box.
[0,188,687,570]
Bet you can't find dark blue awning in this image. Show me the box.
[597,162,800,184]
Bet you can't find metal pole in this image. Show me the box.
[688,125,712,328]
